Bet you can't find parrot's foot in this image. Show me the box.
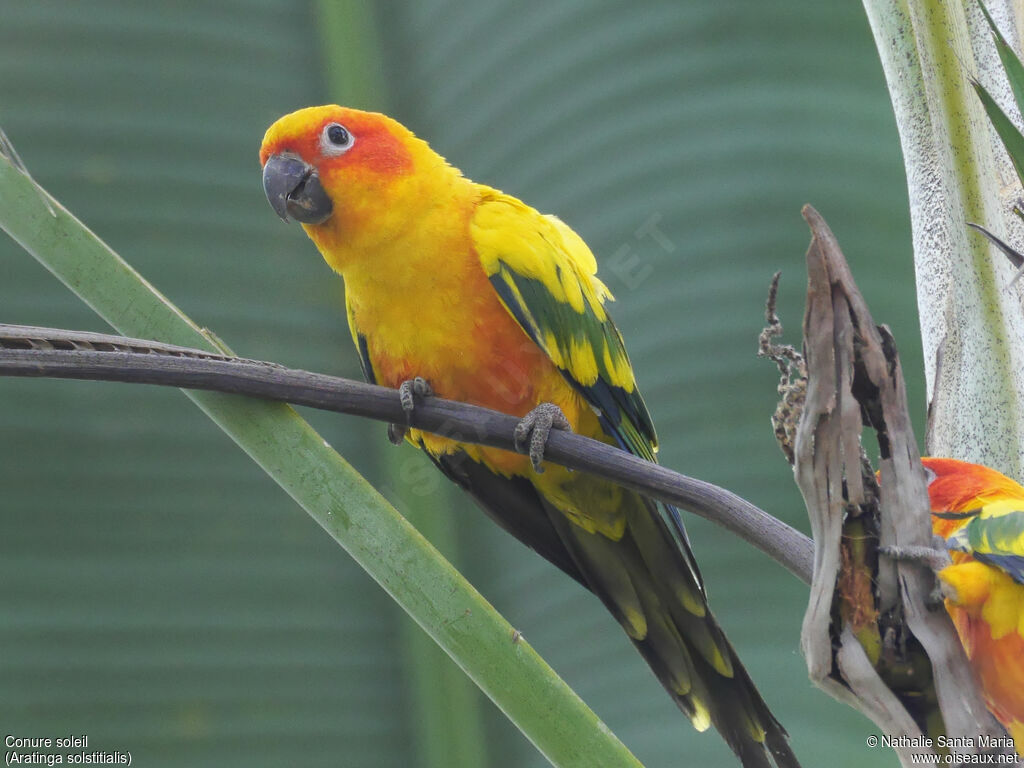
[879,538,952,608]
[878,537,952,572]
[514,402,570,473]
[388,377,433,445]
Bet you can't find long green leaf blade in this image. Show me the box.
[978,3,1024,128]
[973,78,1024,192]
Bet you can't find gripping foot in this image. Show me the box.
[514,402,570,473]
[878,537,952,572]
[388,377,433,445]
[879,537,952,608]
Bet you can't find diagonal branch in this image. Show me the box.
[0,323,813,585]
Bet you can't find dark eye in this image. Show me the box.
[326,124,351,146]
[320,122,355,156]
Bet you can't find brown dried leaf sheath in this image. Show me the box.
[792,206,1005,764]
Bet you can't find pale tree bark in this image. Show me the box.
[864,0,1024,472]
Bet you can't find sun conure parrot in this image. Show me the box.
[259,105,798,768]
[922,457,1024,754]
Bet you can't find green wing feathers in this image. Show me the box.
[947,501,1024,585]
[472,190,657,459]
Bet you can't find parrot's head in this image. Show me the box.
[259,105,455,266]
[921,457,1024,534]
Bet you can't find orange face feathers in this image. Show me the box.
[259,105,414,177]
[922,457,1024,514]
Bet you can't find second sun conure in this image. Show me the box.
[259,105,799,768]
[923,457,1024,754]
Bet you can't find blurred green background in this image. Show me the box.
[0,2,920,766]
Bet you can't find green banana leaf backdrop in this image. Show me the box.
[0,2,920,766]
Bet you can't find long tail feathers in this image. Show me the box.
[430,449,798,767]
[545,494,799,768]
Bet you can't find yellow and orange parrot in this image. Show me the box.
[922,457,1024,752]
[259,105,797,767]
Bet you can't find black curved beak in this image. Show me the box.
[262,153,333,225]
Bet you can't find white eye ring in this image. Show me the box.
[320,123,355,156]
[924,466,937,484]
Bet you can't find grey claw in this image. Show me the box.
[389,377,433,445]
[514,402,570,473]
[925,584,947,611]
[398,376,433,416]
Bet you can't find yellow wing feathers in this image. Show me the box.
[470,189,656,457]
[473,191,610,312]
[471,190,634,391]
